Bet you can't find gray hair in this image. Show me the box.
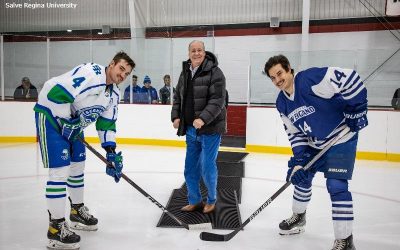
[188,40,205,51]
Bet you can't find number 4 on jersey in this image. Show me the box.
[72,77,85,88]
[299,121,312,134]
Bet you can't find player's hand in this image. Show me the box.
[286,165,307,185]
[344,103,368,132]
[193,118,205,129]
[60,117,82,141]
[173,118,180,129]
[106,152,123,183]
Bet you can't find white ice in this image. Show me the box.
[0,142,399,250]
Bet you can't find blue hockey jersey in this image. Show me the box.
[276,67,367,157]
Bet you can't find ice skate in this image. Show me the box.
[69,199,98,231]
[279,212,306,235]
[331,234,356,250]
[47,214,80,250]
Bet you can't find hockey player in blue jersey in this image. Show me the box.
[34,51,135,250]
[264,55,368,250]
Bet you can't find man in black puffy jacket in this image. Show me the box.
[171,40,226,214]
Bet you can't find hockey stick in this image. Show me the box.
[78,137,212,230]
[200,127,351,241]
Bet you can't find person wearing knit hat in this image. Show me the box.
[13,76,38,101]
[141,75,159,104]
[143,75,151,84]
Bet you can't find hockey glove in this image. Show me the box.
[286,148,323,185]
[106,152,123,183]
[60,117,82,141]
[287,165,307,186]
[344,103,368,132]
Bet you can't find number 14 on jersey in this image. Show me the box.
[330,70,347,88]
[299,121,312,134]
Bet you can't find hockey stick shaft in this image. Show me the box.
[200,127,351,241]
[79,138,199,230]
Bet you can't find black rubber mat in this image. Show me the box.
[217,151,248,163]
[220,135,246,148]
[157,188,242,230]
[217,161,245,177]
[179,176,242,203]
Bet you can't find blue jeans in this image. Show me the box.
[184,126,221,205]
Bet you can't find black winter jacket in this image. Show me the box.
[171,51,226,136]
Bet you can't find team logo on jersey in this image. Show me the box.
[79,105,106,127]
[288,105,316,123]
[61,149,69,160]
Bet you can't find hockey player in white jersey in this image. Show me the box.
[264,55,368,250]
[34,51,135,249]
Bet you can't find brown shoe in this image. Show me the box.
[203,204,216,214]
[181,202,204,212]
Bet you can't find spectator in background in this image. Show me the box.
[123,75,142,103]
[171,40,226,214]
[141,75,158,104]
[392,88,400,110]
[14,77,38,101]
[159,74,176,104]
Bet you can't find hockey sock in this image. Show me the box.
[292,185,312,214]
[327,178,353,239]
[47,166,69,219]
[67,162,85,204]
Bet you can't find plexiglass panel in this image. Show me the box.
[3,35,47,100]
[250,49,400,107]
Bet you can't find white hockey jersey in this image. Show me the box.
[276,67,367,158]
[34,63,120,148]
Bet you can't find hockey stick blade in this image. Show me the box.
[79,137,212,231]
[200,182,291,242]
[200,231,231,241]
[199,127,351,241]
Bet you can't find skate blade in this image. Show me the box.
[47,239,80,250]
[70,222,98,231]
[279,227,305,236]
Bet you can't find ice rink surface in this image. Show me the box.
[0,142,399,250]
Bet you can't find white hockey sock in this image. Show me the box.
[292,185,312,214]
[47,166,69,219]
[68,161,85,204]
[332,200,353,239]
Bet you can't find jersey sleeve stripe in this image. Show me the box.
[47,84,75,104]
[96,117,116,131]
[288,133,307,140]
[290,137,308,144]
[342,84,365,100]
[343,70,357,89]
[342,76,362,95]
[78,83,107,95]
[291,141,309,148]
